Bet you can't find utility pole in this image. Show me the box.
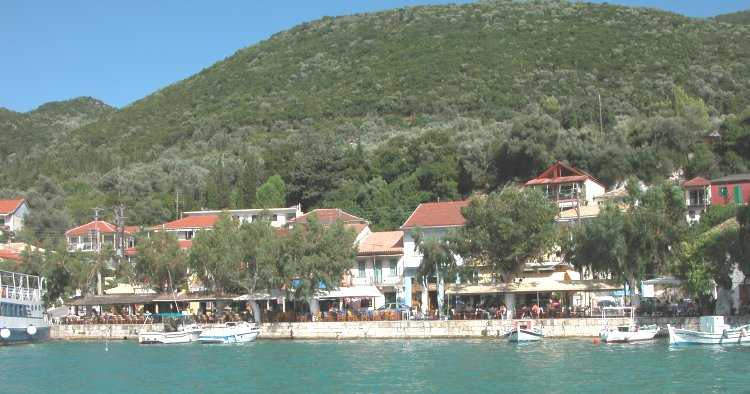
[113,205,127,259]
[91,207,104,296]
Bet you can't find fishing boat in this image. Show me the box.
[508,320,544,342]
[197,321,261,344]
[138,313,203,344]
[667,316,750,346]
[599,307,660,343]
[0,270,50,345]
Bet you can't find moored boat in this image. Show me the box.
[668,316,750,346]
[197,321,260,344]
[508,320,544,342]
[0,270,50,345]
[138,313,203,344]
[600,323,660,343]
[599,307,660,343]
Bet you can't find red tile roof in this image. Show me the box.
[683,176,711,187]
[525,161,605,188]
[0,199,25,215]
[289,209,368,225]
[358,231,403,255]
[401,200,469,229]
[65,221,131,236]
[146,215,218,231]
[0,249,22,261]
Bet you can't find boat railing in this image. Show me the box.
[1,285,42,302]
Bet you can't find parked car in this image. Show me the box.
[377,303,412,314]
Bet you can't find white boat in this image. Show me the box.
[0,270,50,345]
[138,313,203,344]
[197,321,261,344]
[668,316,750,346]
[508,320,544,342]
[600,324,660,343]
[599,307,660,343]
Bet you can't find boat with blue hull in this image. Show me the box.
[0,270,50,345]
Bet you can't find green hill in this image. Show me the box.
[3,0,750,236]
[712,10,750,25]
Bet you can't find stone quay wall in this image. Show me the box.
[51,316,750,341]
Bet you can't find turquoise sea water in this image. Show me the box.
[2,338,748,393]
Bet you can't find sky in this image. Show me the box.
[1,1,748,113]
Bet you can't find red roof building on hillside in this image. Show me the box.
[401,200,469,229]
[145,215,218,242]
[683,176,711,223]
[525,161,606,210]
[0,199,30,233]
[65,220,136,253]
[288,209,369,226]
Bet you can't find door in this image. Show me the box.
[374,260,382,284]
[735,186,743,204]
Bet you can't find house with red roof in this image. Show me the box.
[344,230,404,310]
[287,208,371,244]
[400,200,469,311]
[64,220,136,255]
[0,199,29,233]
[683,176,711,223]
[710,173,750,207]
[145,215,219,247]
[525,161,606,210]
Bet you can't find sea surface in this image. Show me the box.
[1,338,747,393]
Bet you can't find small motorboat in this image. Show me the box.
[668,316,750,346]
[600,323,660,343]
[599,307,660,343]
[197,321,261,344]
[138,313,203,344]
[508,320,544,342]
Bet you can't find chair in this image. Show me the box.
[347,310,358,321]
[371,311,381,321]
[314,311,323,322]
[298,313,309,322]
[323,312,333,322]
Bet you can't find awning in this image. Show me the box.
[317,285,383,299]
[642,277,682,285]
[445,279,622,295]
[234,289,289,301]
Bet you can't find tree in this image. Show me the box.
[456,188,558,311]
[233,212,282,322]
[413,226,462,318]
[187,213,239,300]
[677,219,738,315]
[133,231,188,292]
[279,214,357,317]
[255,175,286,209]
[569,183,687,307]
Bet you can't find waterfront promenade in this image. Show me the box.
[50,315,750,341]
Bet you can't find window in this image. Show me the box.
[389,259,397,277]
[559,184,574,199]
[719,187,727,197]
[358,261,365,278]
[273,214,278,221]
[689,210,696,219]
[689,189,706,206]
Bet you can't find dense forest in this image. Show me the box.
[1,0,750,241]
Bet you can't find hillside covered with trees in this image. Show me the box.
[1,0,750,239]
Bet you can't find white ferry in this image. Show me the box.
[0,270,50,344]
